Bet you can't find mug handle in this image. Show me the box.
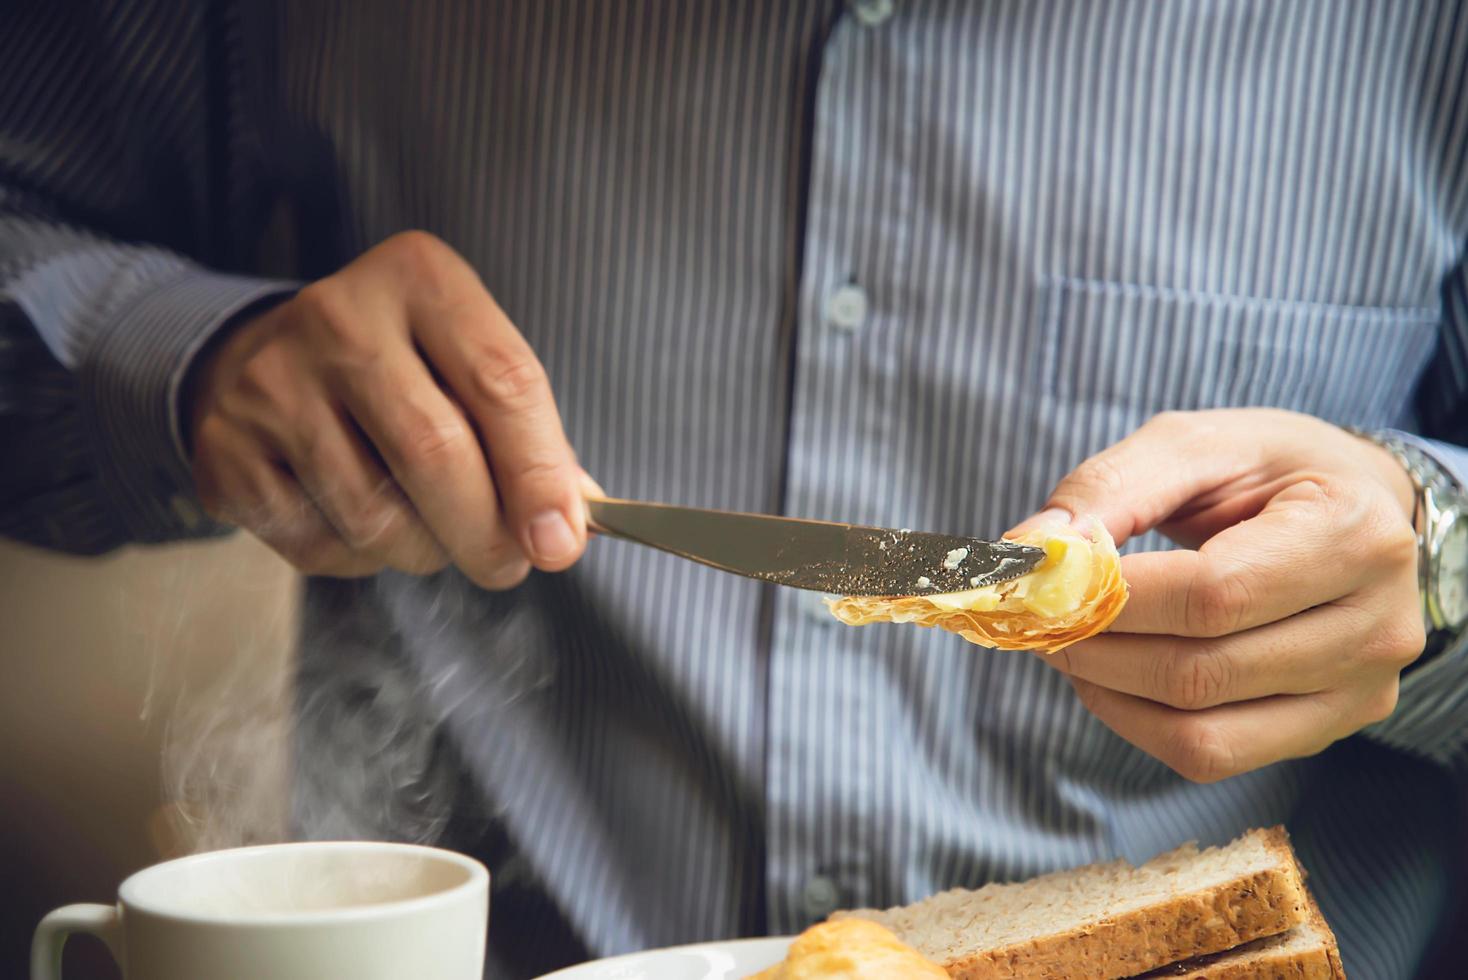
[31,904,123,980]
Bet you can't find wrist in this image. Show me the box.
[1348,429,1468,664]
[1361,441,1420,526]
[179,291,296,457]
[80,268,300,544]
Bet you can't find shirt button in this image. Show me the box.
[825,284,869,331]
[849,0,896,27]
[802,876,841,920]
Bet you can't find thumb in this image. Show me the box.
[1010,413,1258,547]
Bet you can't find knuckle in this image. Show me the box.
[1164,644,1231,710]
[1062,454,1127,503]
[235,345,288,402]
[1184,565,1250,638]
[335,497,404,550]
[298,285,374,357]
[507,455,566,495]
[383,231,460,297]
[1163,718,1240,783]
[468,347,552,412]
[1369,613,1427,669]
[395,410,474,470]
[1373,515,1420,572]
[1278,477,1353,531]
[386,229,449,266]
[1289,476,1337,511]
[296,282,348,331]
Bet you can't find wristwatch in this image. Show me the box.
[1353,431,1468,661]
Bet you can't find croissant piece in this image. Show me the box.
[825,520,1128,652]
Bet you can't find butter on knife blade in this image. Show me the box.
[584,497,1046,597]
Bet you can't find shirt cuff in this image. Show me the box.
[80,269,298,544]
[1362,431,1468,766]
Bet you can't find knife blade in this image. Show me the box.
[584,497,1047,597]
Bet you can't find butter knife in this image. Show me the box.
[584,497,1046,597]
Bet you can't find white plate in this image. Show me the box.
[537,937,792,979]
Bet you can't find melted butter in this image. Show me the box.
[926,534,1093,617]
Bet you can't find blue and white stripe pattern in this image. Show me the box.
[4,2,1468,978]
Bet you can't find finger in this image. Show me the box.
[224,453,383,578]
[281,403,448,575]
[1109,479,1385,636]
[1021,411,1267,546]
[1006,506,1073,539]
[578,469,608,539]
[334,344,530,590]
[1044,602,1371,710]
[1068,677,1355,782]
[578,468,607,500]
[411,290,586,571]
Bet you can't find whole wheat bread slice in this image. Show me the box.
[1134,893,1345,980]
[832,826,1309,980]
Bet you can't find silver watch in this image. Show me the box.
[1354,431,1468,658]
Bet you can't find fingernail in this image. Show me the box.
[1006,507,1073,537]
[528,510,578,562]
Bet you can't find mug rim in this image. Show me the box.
[116,840,489,927]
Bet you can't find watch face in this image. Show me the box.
[1436,517,1468,629]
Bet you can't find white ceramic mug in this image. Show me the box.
[31,841,489,980]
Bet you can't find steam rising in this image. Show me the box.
[288,591,462,847]
[147,448,569,862]
[149,536,471,857]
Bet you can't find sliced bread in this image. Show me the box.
[832,826,1309,980]
[1135,894,1345,980]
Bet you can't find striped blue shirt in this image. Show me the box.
[4,2,1468,978]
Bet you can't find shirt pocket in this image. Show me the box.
[1040,276,1439,428]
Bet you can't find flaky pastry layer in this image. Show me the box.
[824,521,1128,652]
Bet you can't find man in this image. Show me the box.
[3,2,1466,977]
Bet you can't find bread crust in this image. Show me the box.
[943,863,1308,979]
[1140,875,1346,980]
[845,827,1313,980]
[1144,949,1335,979]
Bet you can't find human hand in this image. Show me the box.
[1015,408,1423,782]
[188,231,593,588]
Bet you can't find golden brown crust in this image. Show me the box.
[1139,949,1336,979]
[1134,887,1346,980]
[749,919,948,979]
[1306,883,1347,980]
[939,827,1310,980]
[825,523,1128,653]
